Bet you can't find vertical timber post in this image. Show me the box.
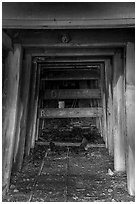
[113,51,126,172]
[15,54,32,171]
[125,42,135,196]
[25,58,37,156]
[100,63,107,144]
[35,65,41,141]
[105,59,113,155]
[31,61,40,148]
[13,62,24,163]
[2,44,22,193]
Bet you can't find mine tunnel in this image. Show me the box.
[2,2,135,202]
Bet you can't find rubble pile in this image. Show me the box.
[39,118,104,144]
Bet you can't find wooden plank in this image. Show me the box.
[98,64,104,138]
[25,61,37,156]
[36,141,105,147]
[103,61,109,148]
[41,64,100,68]
[126,42,135,196]
[35,67,41,142]
[43,89,101,100]
[31,65,40,148]
[15,55,32,171]
[102,91,107,146]
[11,29,134,47]
[43,66,83,69]
[3,18,134,30]
[41,66,100,70]
[38,107,103,118]
[33,57,108,63]
[13,90,23,163]
[107,82,113,154]
[104,60,113,155]
[113,51,125,172]
[41,69,100,81]
[40,62,101,67]
[2,44,22,194]
[27,47,116,57]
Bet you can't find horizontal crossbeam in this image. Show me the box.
[43,89,101,99]
[41,69,100,80]
[38,107,103,118]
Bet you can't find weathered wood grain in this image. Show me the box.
[15,55,32,171]
[113,51,125,172]
[43,89,101,100]
[2,44,22,193]
[126,42,135,196]
[39,107,103,118]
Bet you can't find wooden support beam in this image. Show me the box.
[126,42,135,196]
[100,61,107,145]
[103,61,109,148]
[39,62,100,67]
[107,84,113,155]
[40,63,100,68]
[113,51,125,172]
[14,29,134,49]
[3,19,134,30]
[26,47,116,57]
[25,60,37,156]
[36,141,105,148]
[13,86,24,163]
[41,69,100,81]
[102,91,107,146]
[31,64,40,148]
[2,44,22,194]
[2,31,13,51]
[105,60,113,155]
[43,89,101,100]
[14,55,32,171]
[38,107,103,118]
[38,58,108,63]
[41,66,100,69]
[35,67,41,142]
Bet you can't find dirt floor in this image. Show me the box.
[3,145,135,202]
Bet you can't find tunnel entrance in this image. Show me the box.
[2,27,135,201]
[37,57,104,147]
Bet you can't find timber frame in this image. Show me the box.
[2,2,135,196]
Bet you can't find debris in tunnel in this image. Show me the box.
[38,118,104,144]
[108,168,114,176]
[3,145,135,202]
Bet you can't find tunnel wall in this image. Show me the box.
[2,44,23,193]
[125,43,135,196]
[2,36,39,193]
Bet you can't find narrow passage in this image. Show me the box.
[3,145,134,202]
